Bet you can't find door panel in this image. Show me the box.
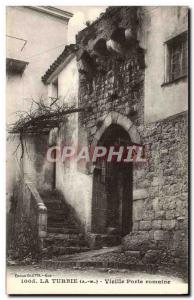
[91,124,133,235]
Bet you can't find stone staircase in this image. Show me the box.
[39,190,90,257]
[37,191,187,277]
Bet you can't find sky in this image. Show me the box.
[56,6,107,44]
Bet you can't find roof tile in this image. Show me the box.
[42,44,78,84]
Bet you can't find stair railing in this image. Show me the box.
[24,179,47,250]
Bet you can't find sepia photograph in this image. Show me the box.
[6,5,189,295]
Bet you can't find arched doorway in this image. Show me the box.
[91,124,133,236]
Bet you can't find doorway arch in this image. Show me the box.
[91,116,138,236]
[91,111,141,149]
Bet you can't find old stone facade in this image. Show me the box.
[8,6,188,273]
[75,7,188,266]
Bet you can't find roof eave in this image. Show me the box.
[27,6,73,22]
[43,52,76,85]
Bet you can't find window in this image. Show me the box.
[164,31,188,84]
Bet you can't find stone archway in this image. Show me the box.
[92,111,141,149]
[91,112,141,237]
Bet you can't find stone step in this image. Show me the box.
[47,221,66,227]
[47,219,76,226]
[47,227,81,234]
[47,225,79,231]
[47,214,76,220]
[40,197,63,204]
[46,233,83,240]
[45,246,90,256]
[47,213,75,221]
[45,232,84,242]
[43,197,61,202]
[44,238,86,248]
[45,203,64,209]
[47,221,79,227]
[45,204,68,215]
[45,233,84,242]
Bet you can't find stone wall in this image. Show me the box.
[76,6,188,265]
[77,7,145,146]
[76,7,146,233]
[126,112,188,266]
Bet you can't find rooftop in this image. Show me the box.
[28,6,73,22]
[42,44,78,84]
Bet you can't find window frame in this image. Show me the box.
[163,31,188,86]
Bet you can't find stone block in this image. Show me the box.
[162,220,176,230]
[173,247,187,257]
[90,126,97,135]
[117,114,132,132]
[152,177,160,186]
[168,230,187,250]
[152,198,159,211]
[110,111,119,124]
[168,199,177,210]
[139,179,150,188]
[149,186,159,197]
[166,210,176,220]
[155,210,166,219]
[154,230,170,241]
[132,222,139,231]
[143,250,161,264]
[139,221,152,230]
[128,125,141,144]
[103,114,112,128]
[133,199,144,221]
[122,232,157,252]
[149,230,154,239]
[142,210,155,220]
[157,241,168,250]
[163,168,174,176]
[94,125,105,142]
[133,189,148,200]
[152,220,162,229]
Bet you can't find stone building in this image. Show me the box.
[8,7,188,272]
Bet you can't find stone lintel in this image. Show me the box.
[133,189,148,201]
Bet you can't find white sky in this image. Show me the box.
[56,6,107,44]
